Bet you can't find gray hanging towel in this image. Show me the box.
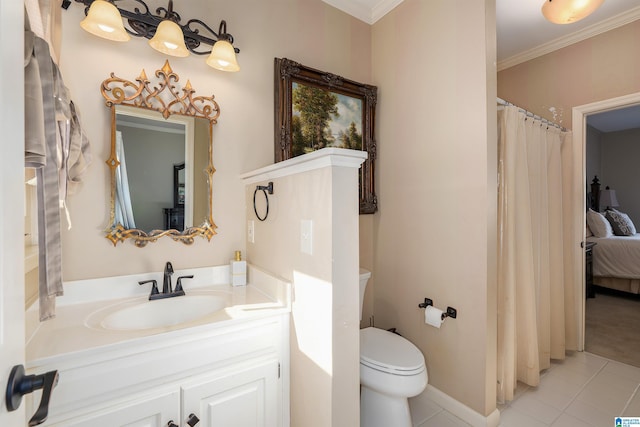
[25,29,63,321]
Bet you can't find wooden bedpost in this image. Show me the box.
[590,176,601,212]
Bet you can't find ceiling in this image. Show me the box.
[324,0,640,67]
[324,0,640,132]
[588,105,640,133]
[496,0,640,69]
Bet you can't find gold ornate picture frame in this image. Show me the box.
[274,58,378,214]
[101,60,218,247]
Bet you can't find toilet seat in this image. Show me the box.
[360,327,425,376]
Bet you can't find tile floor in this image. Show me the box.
[409,351,640,427]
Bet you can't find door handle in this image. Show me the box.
[5,364,59,426]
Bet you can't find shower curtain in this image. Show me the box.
[115,131,136,229]
[496,105,578,403]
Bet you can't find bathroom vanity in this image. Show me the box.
[24,265,291,427]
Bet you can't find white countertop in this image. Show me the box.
[26,265,291,367]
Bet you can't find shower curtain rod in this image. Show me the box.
[497,97,567,132]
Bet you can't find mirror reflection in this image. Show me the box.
[102,61,219,246]
[114,106,210,233]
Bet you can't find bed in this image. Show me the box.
[586,234,640,294]
[587,176,640,294]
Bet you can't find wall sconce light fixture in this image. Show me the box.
[541,0,604,25]
[62,0,240,72]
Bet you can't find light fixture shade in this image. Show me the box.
[148,20,189,57]
[206,40,240,72]
[600,188,619,209]
[80,0,130,41]
[541,0,604,24]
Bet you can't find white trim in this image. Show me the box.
[412,385,500,427]
[322,0,404,25]
[322,0,370,24]
[116,118,185,134]
[240,148,367,185]
[371,0,405,24]
[498,7,640,71]
[572,91,640,351]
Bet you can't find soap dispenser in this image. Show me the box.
[230,250,247,286]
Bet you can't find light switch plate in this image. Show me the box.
[301,219,313,255]
[247,220,255,243]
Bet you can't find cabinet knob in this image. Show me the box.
[187,413,200,426]
[167,421,179,427]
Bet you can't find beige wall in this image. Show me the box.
[57,0,500,419]
[370,0,497,416]
[599,128,640,224]
[498,20,640,130]
[244,154,362,426]
[58,0,371,280]
[586,125,602,184]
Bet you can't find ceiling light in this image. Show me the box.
[64,0,240,71]
[541,0,605,24]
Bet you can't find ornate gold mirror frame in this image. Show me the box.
[101,60,219,247]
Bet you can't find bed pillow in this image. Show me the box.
[605,209,636,236]
[587,209,613,238]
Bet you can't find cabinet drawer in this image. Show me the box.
[46,387,179,426]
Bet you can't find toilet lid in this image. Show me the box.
[360,327,425,376]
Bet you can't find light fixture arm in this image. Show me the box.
[184,19,239,55]
[156,0,180,23]
[62,0,240,55]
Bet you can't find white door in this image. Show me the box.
[0,1,27,425]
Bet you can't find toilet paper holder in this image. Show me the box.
[418,298,457,320]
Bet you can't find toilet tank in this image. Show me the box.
[359,268,371,321]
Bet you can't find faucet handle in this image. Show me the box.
[174,275,193,294]
[139,279,159,299]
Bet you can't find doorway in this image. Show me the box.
[573,91,640,353]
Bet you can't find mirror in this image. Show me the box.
[101,61,219,247]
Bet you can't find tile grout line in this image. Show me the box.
[544,357,610,427]
[414,406,444,427]
[588,352,640,417]
[621,382,640,415]
[500,356,606,426]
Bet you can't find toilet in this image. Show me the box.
[359,269,428,427]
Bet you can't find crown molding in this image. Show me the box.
[322,0,404,25]
[371,0,404,24]
[498,6,640,72]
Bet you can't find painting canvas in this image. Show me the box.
[291,82,363,156]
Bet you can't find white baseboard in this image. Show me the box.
[412,385,500,427]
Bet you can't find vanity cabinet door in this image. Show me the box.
[181,358,279,427]
[48,389,180,427]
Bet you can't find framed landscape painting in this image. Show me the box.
[274,57,378,214]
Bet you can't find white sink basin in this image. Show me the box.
[94,294,228,331]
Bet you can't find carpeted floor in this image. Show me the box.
[585,287,640,368]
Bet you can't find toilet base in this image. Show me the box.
[360,386,412,427]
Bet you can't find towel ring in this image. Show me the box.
[253,182,274,221]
